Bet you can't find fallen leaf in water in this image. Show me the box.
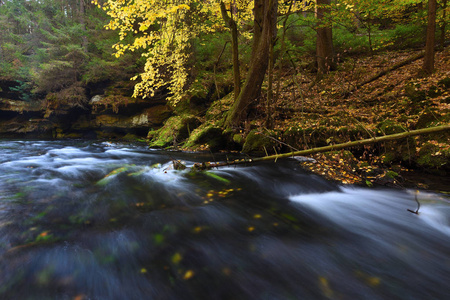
[319,276,334,298]
[171,253,182,264]
[183,270,195,280]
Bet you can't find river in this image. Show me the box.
[0,140,449,300]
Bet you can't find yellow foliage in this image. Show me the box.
[93,0,258,105]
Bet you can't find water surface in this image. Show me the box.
[0,140,449,299]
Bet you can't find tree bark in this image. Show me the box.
[423,0,437,74]
[316,0,334,79]
[225,0,278,128]
[220,1,240,100]
[441,0,448,50]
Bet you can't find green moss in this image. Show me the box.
[205,92,234,122]
[382,152,396,164]
[233,133,244,145]
[242,129,276,154]
[404,83,426,102]
[148,114,200,148]
[183,124,228,151]
[415,110,441,129]
[385,170,399,179]
[417,142,449,169]
[376,120,405,135]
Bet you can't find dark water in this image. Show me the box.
[0,140,449,300]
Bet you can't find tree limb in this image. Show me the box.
[192,125,449,170]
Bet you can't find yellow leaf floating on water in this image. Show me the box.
[319,276,334,298]
[355,270,382,287]
[183,270,194,280]
[171,253,182,264]
[140,268,147,274]
[367,276,381,286]
[38,231,49,237]
[193,226,203,233]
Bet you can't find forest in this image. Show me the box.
[0,0,449,190]
[1,2,450,299]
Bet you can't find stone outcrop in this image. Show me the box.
[0,79,172,139]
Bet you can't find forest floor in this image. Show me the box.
[268,47,450,192]
[180,47,450,192]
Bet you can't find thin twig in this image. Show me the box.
[407,190,421,215]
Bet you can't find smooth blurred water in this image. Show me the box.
[0,140,449,300]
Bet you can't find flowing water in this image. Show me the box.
[0,140,449,300]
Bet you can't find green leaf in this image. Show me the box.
[205,171,231,183]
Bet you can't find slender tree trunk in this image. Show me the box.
[423,0,437,74]
[265,37,275,128]
[316,0,334,79]
[441,0,448,49]
[225,0,278,128]
[220,1,240,100]
[80,0,88,53]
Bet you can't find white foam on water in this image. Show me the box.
[141,161,188,185]
[290,187,450,239]
[418,205,450,237]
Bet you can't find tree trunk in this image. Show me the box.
[220,1,240,100]
[423,0,437,74]
[79,0,88,53]
[225,0,278,128]
[441,0,448,50]
[316,0,334,79]
[265,36,275,128]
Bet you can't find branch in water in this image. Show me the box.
[407,190,421,215]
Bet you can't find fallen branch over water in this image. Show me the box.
[191,125,449,170]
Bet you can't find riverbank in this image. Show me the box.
[146,48,449,192]
[1,48,449,191]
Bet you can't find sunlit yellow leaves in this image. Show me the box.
[97,0,256,104]
[97,0,208,103]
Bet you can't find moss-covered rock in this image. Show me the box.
[148,114,200,148]
[184,124,229,151]
[415,110,441,129]
[376,120,405,135]
[242,129,277,154]
[417,142,450,170]
[404,83,426,102]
